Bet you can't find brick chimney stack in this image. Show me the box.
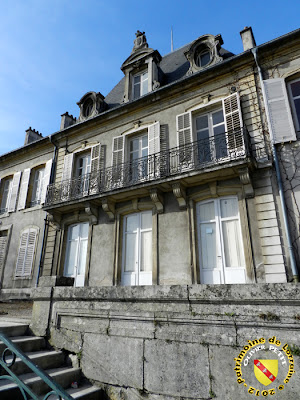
[60,112,76,130]
[24,127,43,145]
[240,26,256,51]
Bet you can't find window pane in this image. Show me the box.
[65,241,77,276]
[222,220,243,268]
[200,223,216,269]
[124,233,136,272]
[141,134,148,148]
[220,198,238,218]
[134,75,140,84]
[294,98,300,126]
[200,52,210,66]
[199,201,215,221]
[212,110,224,125]
[134,82,140,99]
[140,231,152,271]
[141,211,152,230]
[141,77,148,95]
[69,224,80,240]
[126,214,138,232]
[196,115,208,130]
[291,81,300,98]
[80,223,89,239]
[213,125,225,136]
[78,239,88,275]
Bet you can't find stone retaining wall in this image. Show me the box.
[31,284,300,399]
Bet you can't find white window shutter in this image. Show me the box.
[176,112,192,146]
[112,136,125,167]
[222,93,243,150]
[17,169,31,210]
[148,122,160,156]
[263,78,297,143]
[61,153,74,182]
[222,92,243,132]
[40,160,52,204]
[15,228,37,277]
[8,171,21,212]
[91,144,101,173]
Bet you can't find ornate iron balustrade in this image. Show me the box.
[0,332,73,400]
[45,128,250,206]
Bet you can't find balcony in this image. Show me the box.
[45,128,251,207]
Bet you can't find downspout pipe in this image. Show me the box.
[252,47,299,282]
[36,135,59,287]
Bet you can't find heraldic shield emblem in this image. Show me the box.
[254,359,278,386]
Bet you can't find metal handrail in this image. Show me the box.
[0,331,73,400]
[45,127,250,206]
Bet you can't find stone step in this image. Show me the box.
[0,366,81,400]
[0,322,29,337]
[0,335,46,353]
[1,349,65,376]
[45,383,104,399]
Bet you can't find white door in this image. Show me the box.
[122,211,152,286]
[64,222,89,287]
[197,197,246,284]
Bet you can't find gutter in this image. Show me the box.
[251,47,299,282]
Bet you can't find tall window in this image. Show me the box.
[64,223,89,287]
[133,71,148,99]
[288,78,300,132]
[196,197,246,284]
[122,211,152,286]
[129,133,148,181]
[15,228,38,277]
[30,167,45,206]
[195,108,226,162]
[0,179,12,214]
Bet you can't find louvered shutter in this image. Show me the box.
[112,136,125,167]
[17,169,31,210]
[61,153,74,182]
[159,124,169,176]
[8,171,21,212]
[112,136,124,185]
[177,112,192,146]
[263,78,296,143]
[15,228,37,277]
[90,144,101,174]
[222,93,244,151]
[40,160,52,204]
[176,112,192,167]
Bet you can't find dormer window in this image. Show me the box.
[133,71,148,99]
[121,31,162,103]
[83,99,94,118]
[77,92,107,122]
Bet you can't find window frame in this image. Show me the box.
[132,70,148,100]
[287,77,300,132]
[30,166,45,207]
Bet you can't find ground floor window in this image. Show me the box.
[64,222,89,287]
[196,196,246,284]
[122,210,152,286]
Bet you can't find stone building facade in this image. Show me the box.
[1,26,300,399]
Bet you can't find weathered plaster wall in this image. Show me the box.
[31,284,300,399]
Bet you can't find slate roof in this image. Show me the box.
[104,41,234,110]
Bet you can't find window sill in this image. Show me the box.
[23,204,42,213]
[13,276,33,281]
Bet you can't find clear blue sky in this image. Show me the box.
[0,0,299,155]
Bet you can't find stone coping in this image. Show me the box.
[31,283,300,304]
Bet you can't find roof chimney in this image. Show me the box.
[24,127,43,145]
[240,26,256,51]
[60,112,76,130]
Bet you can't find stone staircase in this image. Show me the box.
[0,321,105,399]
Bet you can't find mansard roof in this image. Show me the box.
[104,40,234,110]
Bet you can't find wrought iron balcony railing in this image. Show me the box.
[45,128,250,206]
